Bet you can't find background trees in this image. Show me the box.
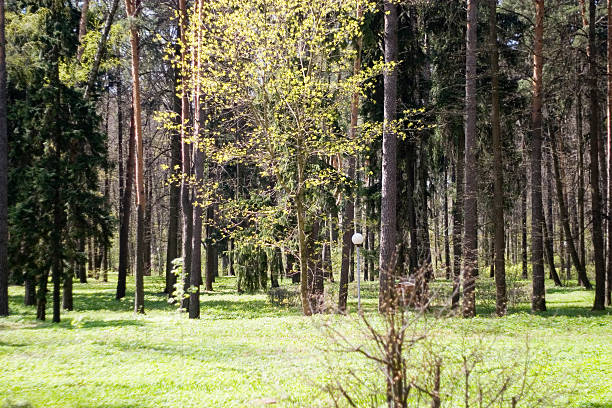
[2,0,612,322]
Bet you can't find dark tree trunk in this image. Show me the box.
[205,204,216,292]
[543,213,563,287]
[452,144,464,307]
[179,0,192,312]
[78,236,87,283]
[462,0,478,318]
[608,0,612,306]
[143,174,152,276]
[76,0,90,61]
[589,0,606,310]
[117,101,134,300]
[25,275,36,306]
[51,63,63,324]
[189,7,204,318]
[531,0,546,312]
[36,270,49,321]
[490,0,506,316]
[443,165,451,280]
[62,266,73,311]
[0,0,7,317]
[379,0,399,312]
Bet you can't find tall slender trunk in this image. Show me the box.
[117,100,134,299]
[0,0,7,317]
[125,0,146,314]
[462,0,478,318]
[51,60,63,324]
[189,0,204,319]
[205,204,216,291]
[165,63,182,296]
[379,0,399,312]
[589,0,606,310]
[489,0,506,316]
[443,164,451,280]
[607,0,612,305]
[178,0,192,312]
[531,0,546,312]
[522,179,528,279]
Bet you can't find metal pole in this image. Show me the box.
[357,245,361,311]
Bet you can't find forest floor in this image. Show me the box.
[0,274,611,407]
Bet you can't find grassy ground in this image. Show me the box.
[0,275,611,407]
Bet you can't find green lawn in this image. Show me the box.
[0,275,611,407]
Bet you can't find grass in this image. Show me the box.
[0,274,611,407]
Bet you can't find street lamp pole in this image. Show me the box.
[352,232,364,311]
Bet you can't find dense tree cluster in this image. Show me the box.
[1,0,612,320]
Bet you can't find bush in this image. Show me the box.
[267,287,300,307]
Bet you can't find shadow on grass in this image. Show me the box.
[578,403,612,408]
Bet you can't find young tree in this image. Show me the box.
[379,0,399,312]
[125,0,146,314]
[462,0,478,318]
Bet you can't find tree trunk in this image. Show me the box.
[84,0,120,98]
[24,274,36,306]
[165,63,182,296]
[462,0,478,318]
[0,0,7,317]
[589,0,606,310]
[443,164,451,280]
[117,97,134,299]
[76,0,90,61]
[189,1,204,319]
[178,0,192,312]
[379,0,399,312]
[205,205,216,292]
[62,266,73,311]
[543,212,563,287]
[531,0,546,312]
[489,0,506,316]
[125,0,146,314]
[607,0,612,305]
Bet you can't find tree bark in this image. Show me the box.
[0,0,7,317]
[76,0,90,61]
[125,0,146,314]
[379,0,399,312]
[531,0,546,312]
[489,0,506,316]
[462,0,478,318]
[588,0,606,310]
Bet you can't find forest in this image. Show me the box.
[0,0,611,407]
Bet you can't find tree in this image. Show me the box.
[588,0,606,311]
[462,0,478,318]
[489,0,506,317]
[608,0,612,306]
[531,0,546,312]
[379,0,399,312]
[0,0,7,317]
[125,0,146,314]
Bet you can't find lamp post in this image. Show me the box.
[352,232,364,311]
